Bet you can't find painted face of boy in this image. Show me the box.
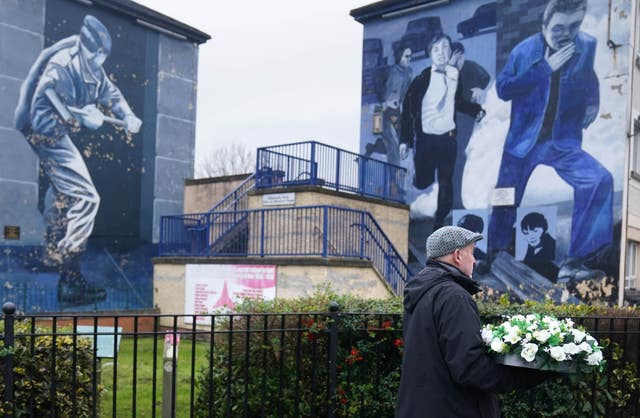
[542,10,585,50]
[523,226,544,247]
[430,38,451,69]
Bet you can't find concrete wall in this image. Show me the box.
[153,259,392,326]
[147,35,199,243]
[183,174,251,214]
[0,0,45,245]
[248,188,410,261]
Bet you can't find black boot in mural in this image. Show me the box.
[57,256,106,304]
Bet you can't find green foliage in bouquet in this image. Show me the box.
[0,321,100,417]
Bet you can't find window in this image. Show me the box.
[626,241,638,290]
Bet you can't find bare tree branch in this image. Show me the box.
[196,142,255,178]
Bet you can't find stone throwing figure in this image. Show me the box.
[14,15,142,304]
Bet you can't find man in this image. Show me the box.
[396,226,546,417]
[14,15,142,303]
[399,34,485,230]
[381,47,413,168]
[449,42,492,209]
[485,0,611,282]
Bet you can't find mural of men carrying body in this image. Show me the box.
[400,34,485,231]
[484,0,612,282]
[14,15,142,304]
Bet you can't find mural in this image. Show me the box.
[15,15,143,305]
[0,0,197,312]
[359,0,630,304]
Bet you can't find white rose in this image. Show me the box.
[571,329,586,343]
[564,318,574,328]
[579,341,593,354]
[586,350,603,366]
[562,343,581,355]
[504,333,521,345]
[520,343,539,362]
[533,329,551,344]
[548,346,567,361]
[512,315,525,321]
[526,314,537,322]
[527,323,538,331]
[524,332,532,342]
[481,328,494,345]
[491,338,506,353]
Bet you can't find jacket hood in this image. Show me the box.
[403,260,482,313]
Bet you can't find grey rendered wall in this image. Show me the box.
[0,0,45,245]
[151,35,198,243]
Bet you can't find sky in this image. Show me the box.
[134,0,371,173]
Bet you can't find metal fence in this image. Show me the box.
[160,205,410,294]
[256,141,407,203]
[2,303,640,417]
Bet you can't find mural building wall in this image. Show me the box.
[357,0,632,304]
[0,0,206,312]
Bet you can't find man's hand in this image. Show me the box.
[124,114,142,134]
[75,104,104,130]
[399,143,409,160]
[470,87,486,104]
[475,109,486,123]
[583,105,598,128]
[544,43,575,72]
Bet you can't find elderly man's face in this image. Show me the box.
[542,10,585,50]
[455,243,477,278]
[430,38,451,69]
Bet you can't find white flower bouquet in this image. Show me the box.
[482,314,606,374]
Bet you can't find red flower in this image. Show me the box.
[350,347,360,356]
[382,320,392,329]
[340,397,348,404]
[394,338,403,348]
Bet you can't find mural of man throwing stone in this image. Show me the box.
[14,15,142,304]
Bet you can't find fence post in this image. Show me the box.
[162,332,180,418]
[322,206,328,258]
[310,142,317,184]
[335,149,340,191]
[327,301,339,418]
[2,302,16,413]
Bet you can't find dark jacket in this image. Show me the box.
[496,32,598,158]
[396,260,543,418]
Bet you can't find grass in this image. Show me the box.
[98,336,210,417]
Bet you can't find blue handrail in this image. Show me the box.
[160,205,412,294]
[255,141,407,203]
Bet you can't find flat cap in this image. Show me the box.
[426,226,483,260]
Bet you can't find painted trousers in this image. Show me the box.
[488,142,612,258]
[27,133,100,262]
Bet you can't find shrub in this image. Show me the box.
[0,321,100,417]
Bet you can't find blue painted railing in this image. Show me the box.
[207,173,256,214]
[160,205,411,294]
[256,141,407,203]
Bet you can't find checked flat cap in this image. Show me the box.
[426,226,483,260]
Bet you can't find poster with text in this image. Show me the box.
[184,264,277,324]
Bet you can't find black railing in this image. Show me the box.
[2,302,640,417]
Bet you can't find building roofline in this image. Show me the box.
[350,0,448,23]
[88,0,211,44]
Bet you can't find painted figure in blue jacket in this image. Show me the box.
[486,0,611,282]
[14,15,142,304]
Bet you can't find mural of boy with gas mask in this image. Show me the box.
[14,15,142,304]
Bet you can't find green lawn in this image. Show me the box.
[98,336,210,417]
